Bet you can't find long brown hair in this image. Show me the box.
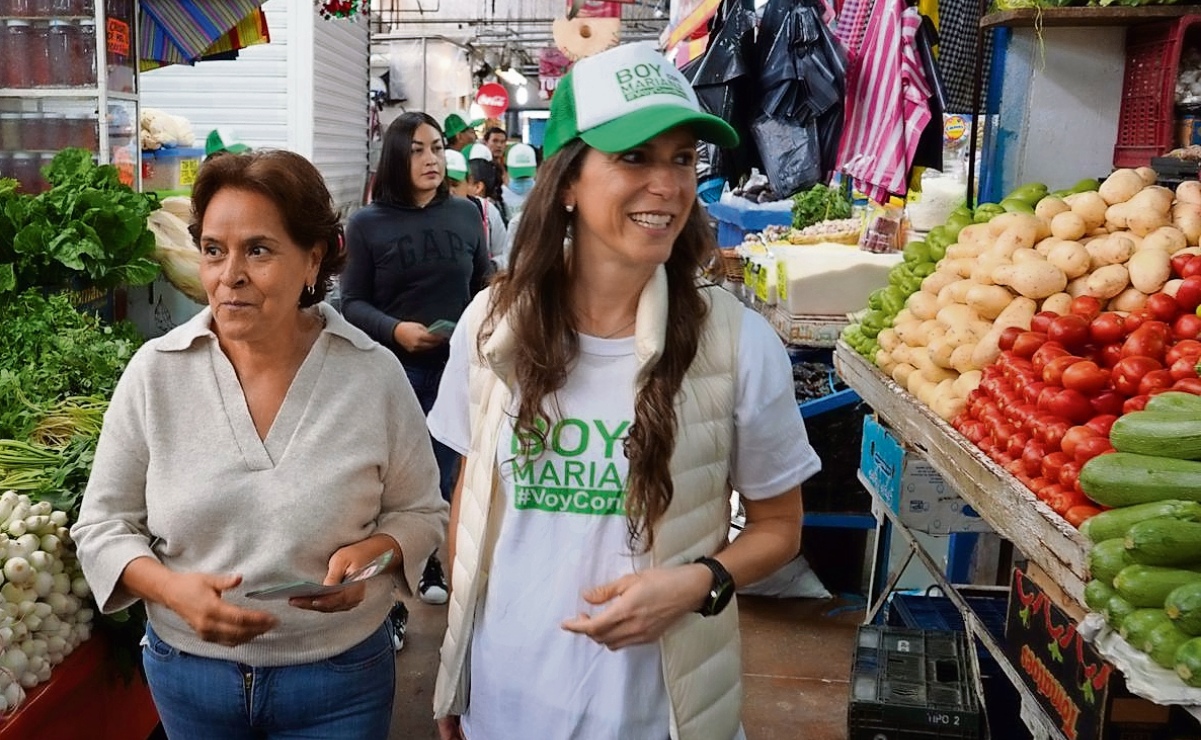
[482,138,718,550]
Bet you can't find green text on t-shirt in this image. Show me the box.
[510,418,629,516]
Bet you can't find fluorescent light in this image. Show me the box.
[497,67,528,86]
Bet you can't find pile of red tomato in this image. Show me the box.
[950,252,1201,528]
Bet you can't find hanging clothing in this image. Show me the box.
[938,0,992,114]
[833,0,873,63]
[836,0,932,202]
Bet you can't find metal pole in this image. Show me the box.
[422,36,429,112]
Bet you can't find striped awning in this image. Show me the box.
[140,0,266,66]
[663,0,720,50]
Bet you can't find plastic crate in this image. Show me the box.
[887,593,1023,740]
[848,625,983,740]
[705,199,793,247]
[1115,16,1201,168]
[800,400,871,513]
[886,593,1008,676]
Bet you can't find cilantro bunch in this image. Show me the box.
[0,149,160,297]
[0,290,142,440]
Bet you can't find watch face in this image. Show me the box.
[711,580,735,615]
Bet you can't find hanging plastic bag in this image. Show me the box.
[751,115,822,196]
[691,1,760,183]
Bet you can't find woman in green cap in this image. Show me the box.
[427,42,819,740]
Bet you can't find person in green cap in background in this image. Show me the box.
[443,111,481,152]
[444,148,471,197]
[502,142,537,220]
[203,128,250,162]
[428,41,814,740]
[446,148,508,269]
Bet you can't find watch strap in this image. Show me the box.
[693,556,735,617]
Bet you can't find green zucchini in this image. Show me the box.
[1106,594,1137,630]
[1080,500,1201,543]
[1166,582,1201,636]
[1111,412,1201,460]
[1080,453,1201,507]
[1177,637,1201,687]
[1120,608,1172,645]
[1089,538,1132,585]
[1125,517,1201,566]
[1147,621,1192,668]
[1146,392,1201,415]
[1114,564,1201,607]
[1084,580,1116,612]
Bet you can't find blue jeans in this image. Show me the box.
[405,364,460,503]
[142,621,395,740]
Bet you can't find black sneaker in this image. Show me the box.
[419,555,449,605]
[388,601,408,652]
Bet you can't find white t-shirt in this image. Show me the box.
[428,308,820,740]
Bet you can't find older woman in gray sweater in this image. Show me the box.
[72,151,448,740]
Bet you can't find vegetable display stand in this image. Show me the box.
[0,634,158,740]
[837,341,1201,737]
[834,340,1091,606]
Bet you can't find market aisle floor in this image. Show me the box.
[388,595,863,739]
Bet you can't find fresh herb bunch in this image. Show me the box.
[791,183,852,231]
[0,290,142,440]
[0,148,160,297]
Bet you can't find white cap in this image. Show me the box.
[467,143,492,162]
[506,143,537,178]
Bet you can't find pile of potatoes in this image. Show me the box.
[874,169,1201,421]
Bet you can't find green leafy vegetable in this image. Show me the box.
[0,290,142,440]
[0,148,159,297]
[791,184,852,231]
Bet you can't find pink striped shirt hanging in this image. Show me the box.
[836,1,932,203]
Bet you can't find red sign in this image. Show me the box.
[475,83,510,118]
[106,18,130,57]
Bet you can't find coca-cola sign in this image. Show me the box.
[475,83,509,118]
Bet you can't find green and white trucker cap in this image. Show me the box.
[542,42,738,160]
[445,148,468,182]
[506,143,537,179]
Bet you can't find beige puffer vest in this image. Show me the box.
[434,267,745,740]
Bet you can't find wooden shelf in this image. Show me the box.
[982,6,1201,29]
[833,341,1091,606]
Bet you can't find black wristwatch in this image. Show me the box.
[694,556,735,617]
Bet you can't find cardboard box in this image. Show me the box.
[1007,566,1201,740]
[859,416,991,535]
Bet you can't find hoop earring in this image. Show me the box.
[306,284,315,296]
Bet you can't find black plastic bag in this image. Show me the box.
[691,1,760,182]
[751,115,822,196]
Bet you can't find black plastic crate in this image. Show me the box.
[801,400,872,513]
[886,594,1026,740]
[848,625,982,740]
[886,593,1008,676]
